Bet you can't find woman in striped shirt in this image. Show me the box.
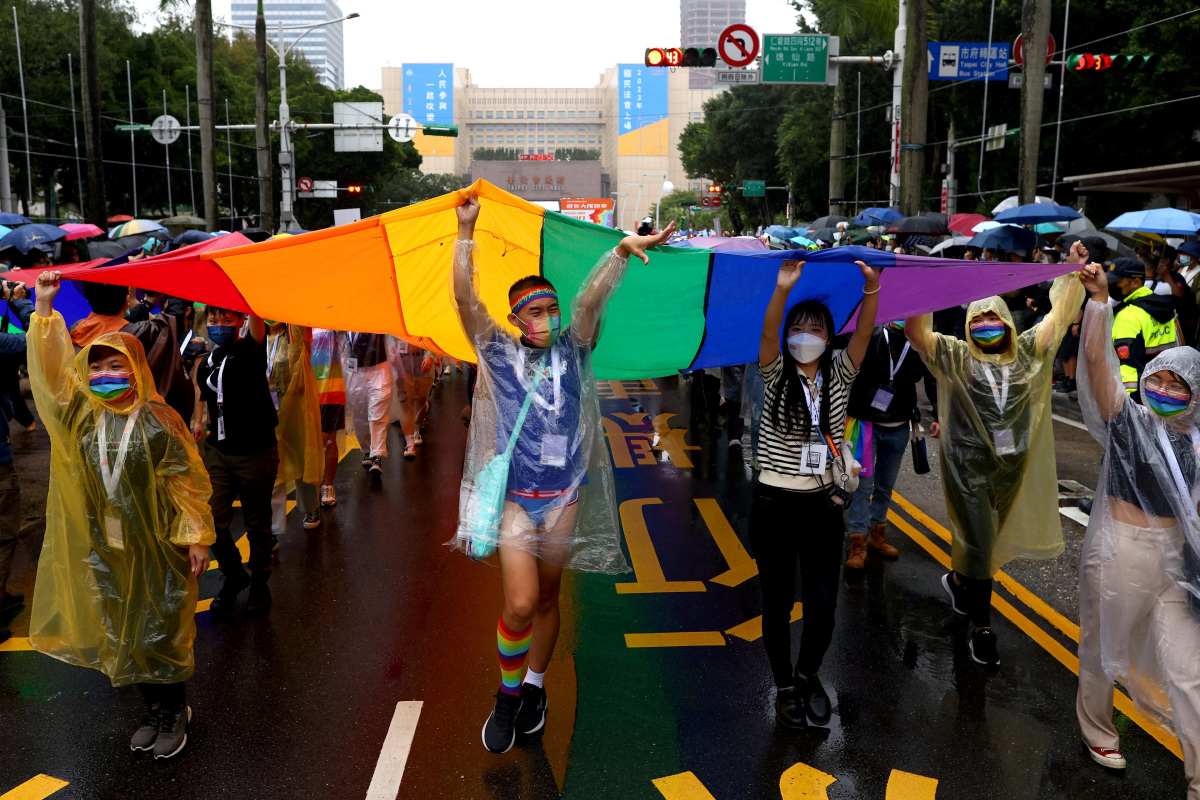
[753,257,881,730]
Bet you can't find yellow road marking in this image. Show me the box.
[887,507,1184,761]
[695,499,758,587]
[885,769,938,799]
[652,771,717,800]
[625,632,726,648]
[0,775,68,800]
[0,636,32,652]
[779,762,837,798]
[892,493,1081,642]
[725,603,803,642]
[615,499,706,594]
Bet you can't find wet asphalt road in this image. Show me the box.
[0,371,1189,799]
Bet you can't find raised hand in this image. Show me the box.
[1078,262,1108,300]
[1066,240,1089,265]
[34,270,61,317]
[776,259,804,291]
[617,220,677,264]
[856,259,881,287]
[456,197,481,233]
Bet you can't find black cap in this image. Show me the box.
[1079,235,1109,263]
[1109,257,1146,279]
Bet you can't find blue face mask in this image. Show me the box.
[207,325,239,348]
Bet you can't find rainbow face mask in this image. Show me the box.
[969,321,1006,347]
[889,320,905,330]
[518,315,561,348]
[1145,385,1190,418]
[89,371,135,403]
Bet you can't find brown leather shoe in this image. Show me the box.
[845,533,867,569]
[866,523,899,559]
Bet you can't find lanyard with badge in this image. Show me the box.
[178,329,193,356]
[980,363,1016,454]
[798,371,829,475]
[871,329,911,413]
[205,350,230,441]
[1156,423,1200,537]
[97,408,140,551]
[265,332,283,410]
[516,344,567,468]
[345,333,362,374]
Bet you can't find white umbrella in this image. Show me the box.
[931,235,973,255]
[991,195,1055,215]
[1052,215,1096,236]
[971,220,1028,233]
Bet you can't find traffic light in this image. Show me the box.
[421,125,458,137]
[707,184,722,193]
[645,47,717,68]
[1066,53,1158,72]
[347,184,363,194]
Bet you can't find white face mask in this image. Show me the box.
[787,332,828,365]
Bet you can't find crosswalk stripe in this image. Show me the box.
[365,701,423,800]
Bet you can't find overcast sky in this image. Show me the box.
[130,0,803,89]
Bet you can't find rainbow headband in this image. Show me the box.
[511,286,558,314]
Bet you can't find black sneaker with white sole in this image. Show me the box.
[130,705,161,751]
[970,627,1000,666]
[941,571,968,616]
[369,456,383,481]
[152,706,191,759]
[482,690,523,754]
[302,508,321,530]
[515,684,548,737]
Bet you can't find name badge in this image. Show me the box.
[798,443,829,475]
[104,515,125,552]
[870,385,895,413]
[993,429,1016,455]
[345,357,358,373]
[541,435,568,468]
[217,414,226,441]
[271,391,280,411]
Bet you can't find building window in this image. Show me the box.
[506,111,514,119]
[517,111,524,119]
[537,136,545,144]
[486,111,493,119]
[517,136,524,144]
[558,136,565,143]
[537,123,544,131]
[507,136,514,143]
[568,111,575,118]
[568,136,575,144]
[588,136,596,144]
[469,136,474,144]
[597,135,602,143]
[537,111,545,119]
[486,136,493,144]
[475,111,483,119]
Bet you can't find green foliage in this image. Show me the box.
[472,148,520,161]
[553,148,600,161]
[2,0,424,228]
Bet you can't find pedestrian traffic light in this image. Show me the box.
[645,47,717,68]
[1067,53,1158,72]
[347,184,363,194]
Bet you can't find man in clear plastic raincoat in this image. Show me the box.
[386,336,435,459]
[1076,261,1200,794]
[906,244,1086,666]
[452,196,669,755]
[26,271,215,760]
[267,322,324,532]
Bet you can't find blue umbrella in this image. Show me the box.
[764,225,796,240]
[1106,208,1200,236]
[967,225,1040,252]
[993,203,1081,224]
[170,230,212,250]
[0,212,30,226]
[853,207,903,226]
[0,223,67,255]
[0,225,10,239]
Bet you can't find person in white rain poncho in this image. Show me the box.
[452,196,672,755]
[1076,260,1200,794]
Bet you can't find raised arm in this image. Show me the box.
[572,221,676,347]
[761,259,803,367]
[845,259,882,369]
[452,197,493,345]
[1077,262,1126,431]
[904,313,936,360]
[28,271,83,431]
[1034,240,1088,353]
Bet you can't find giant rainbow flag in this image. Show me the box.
[35,181,1077,379]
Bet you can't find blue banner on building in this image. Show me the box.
[402,63,454,125]
[617,64,669,156]
[927,43,1009,81]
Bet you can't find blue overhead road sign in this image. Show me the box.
[927,42,1010,81]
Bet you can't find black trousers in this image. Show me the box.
[137,681,187,711]
[749,482,845,687]
[957,574,993,628]
[204,445,279,577]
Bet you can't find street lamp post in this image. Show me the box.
[623,183,643,231]
[215,12,359,232]
[610,191,625,231]
[644,173,673,233]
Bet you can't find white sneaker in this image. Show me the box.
[1086,744,1127,769]
[320,485,337,507]
[404,443,416,459]
[442,365,451,375]
[413,432,423,446]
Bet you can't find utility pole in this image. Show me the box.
[828,86,845,216]
[254,0,274,231]
[944,122,957,215]
[79,0,107,226]
[889,0,906,208]
[899,0,928,216]
[0,97,11,213]
[196,0,218,231]
[1018,0,1051,204]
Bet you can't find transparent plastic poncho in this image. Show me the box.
[339,332,391,445]
[27,312,216,686]
[913,273,1084,579]
[268,324,324,487]
[1077,298,1200,743]
[386,335,434,415]
[450,239,629,574]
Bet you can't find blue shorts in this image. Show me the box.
[505,487,580,527]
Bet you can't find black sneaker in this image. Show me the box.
[970,628,1000,666]
[369,456,382,481]
[1077,497,1093,515]
[302,508,321,530]
[153,706,190,760]
[361,454,373,468]
[130,705,161,751]
[941,572,968,616]
[210,568,250,614]
[774,687,807,730]
[798,674,832,726]
[515,684,548,737]
[0,592,24,614]
[482,690,523,754]
[244,577,272,617]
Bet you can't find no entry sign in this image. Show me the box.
[719,24,759,68]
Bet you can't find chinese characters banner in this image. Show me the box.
[402,63,455,157]
[617,64,668,157]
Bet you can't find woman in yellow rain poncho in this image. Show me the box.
[905,243,1087,667]
[267,322,324,534]
[27,271,215,761]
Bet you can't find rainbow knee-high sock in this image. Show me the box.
[497,617,533,696]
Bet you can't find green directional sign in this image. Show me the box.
[114,124,152,133]
[743,180,766,197]
[762,34,836,85]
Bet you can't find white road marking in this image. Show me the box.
[365,701,423,800]
[1059,507,1090,527]
[1052,413,1088,432]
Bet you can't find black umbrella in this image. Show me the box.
[170,230,213,250]
[809,215,850,229]
[87,241,135,259]
[809,227,838,244]
[239,227,272,243]
[894,216,950,236]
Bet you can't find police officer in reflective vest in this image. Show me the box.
[1108,257,1182,402]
